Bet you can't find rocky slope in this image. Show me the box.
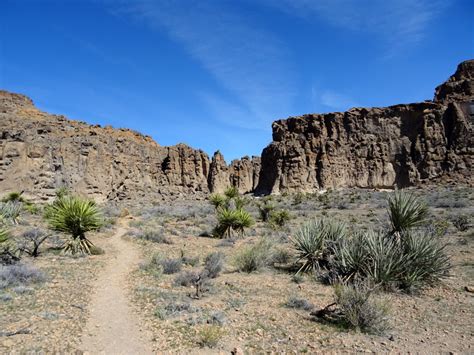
[0,60,472,201]
[255,60,473,194]
[0,92,259,201]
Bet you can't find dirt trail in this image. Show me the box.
[81,225,153,354]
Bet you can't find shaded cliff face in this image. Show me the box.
[0,91,257,201]
[256,60,473,194]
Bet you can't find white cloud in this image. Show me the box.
[264,0,449,55]
[114,0,296,130]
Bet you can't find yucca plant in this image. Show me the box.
[2,191,25,203]
[45,196,102,255]
[398,230,450,291]
[213,208,254,238]
[388,191,428,235]
[333,231,370,281]
[0,228,20,264]
[258,200,275,222]
[224,186,239,200]
[291,219,346,274]
[269,209,291,227]
[0,201,22,224]
[209,193,227,210]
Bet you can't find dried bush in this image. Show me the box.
[450,214,470,232]
[197,325,225,348]
[174,270,200,286]
[137,229,173,244]
[0,263,46,289]
[285,296,314,311]
[233,238,274,273]
[19,228,48,257]
[204,252,224,278]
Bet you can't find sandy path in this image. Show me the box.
[80,226,153,354]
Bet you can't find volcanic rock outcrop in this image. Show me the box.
[255,60,473,194]
[0,92,257,201]
[0,60,472,201]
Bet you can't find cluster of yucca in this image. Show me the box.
[258,198,291,228]
[209,187,254,238]
[291,191,450,292]
[45,193,102,255]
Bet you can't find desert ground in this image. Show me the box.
[1,186,473,354]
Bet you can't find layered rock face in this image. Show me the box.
[0,91,256,201]
[256,60,473,194]
[1,60,472,201]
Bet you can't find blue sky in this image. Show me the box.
[1,0,473,161]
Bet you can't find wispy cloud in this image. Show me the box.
[312,86,358,112]
[113,0,296,130]
[264,0,448,56]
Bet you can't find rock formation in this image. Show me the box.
[0,91,255,201]
[255,60,473,194]
[0,60,472,201]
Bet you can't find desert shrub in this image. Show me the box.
[0,201,22,225]
[174,270,200,286]
[197,325,225,348]
[137,230,173,244]
[159,258,182,274]
[0,228,20,265]
[269,210,291,227]
[332,282,389,334]
[285,296,314,311]
[19,228,48,257]
[181,254,200,267]
[2,191,25,203]
[204,252,224,278]
[258,200,275,222]
[213,208,254,238]
[224,186,239,200]
[89,245,105,255]
[271,247,292,264]
[331,229,450,291]
[290,219,346,273]
[387,192,428,234]
[216,238,236,248]
[0,263,46,289]
[45,195,102,255]
[397,231,450,290]
[233,238,274,273]
[209,194,227,210]
[450,214,470,232]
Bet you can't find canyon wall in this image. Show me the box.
[0,60,472,201]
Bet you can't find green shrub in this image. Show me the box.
[270,210,291,227]
[213,208,254,238]
[45,196,102,255]
[0,228,20,265]
[224,186,239,200]
[388,192,428,234]
[233,238,273,273]
[0,202,22,225]
[258,200,275,222]
[291,219,346,273]
[197,325,225,348]
[209,194,227,210]
[2,192,25,203]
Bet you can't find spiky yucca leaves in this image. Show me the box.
[333,231,370,281]
[398,230,450,291]
[388,191,428,234]
[224,186,239,200]
[209,193,227,210]
[213,208,254,238]
[0,201,22,224]
[0,228,20,264]
[45,196,102,255]
[269,209,291,227]
[2,191,24,203]
[291,219,346,274]
[258,200,275,222]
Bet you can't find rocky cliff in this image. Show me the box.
[256,60,473,194]
[0,91,258,201]
[1,60,472,201]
